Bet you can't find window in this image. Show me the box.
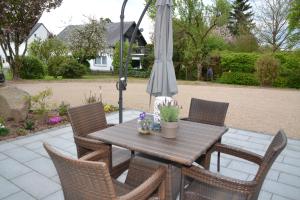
[95,56,107,65]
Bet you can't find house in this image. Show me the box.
[0,23,51,69]
[57,21,147,72]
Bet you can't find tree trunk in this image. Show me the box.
[197,63,203,81]
[11,56,22,80]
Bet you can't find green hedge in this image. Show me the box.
[127,69,151,78]
[217,72,260,86]
[220,52,259,73]
[20,56,46,79]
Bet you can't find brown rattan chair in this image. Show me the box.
[44,143,167,200]
[67,102,131,176]
[182,98,229,171]
[180,130,287,200]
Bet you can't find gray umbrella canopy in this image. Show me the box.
[146,0,178,97]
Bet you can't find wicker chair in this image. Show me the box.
[44,143,167,200]
[67,102,131,176]
[182,98,229,171]
[180,130,287,200]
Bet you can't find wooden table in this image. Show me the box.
[88,119,227,200]
[88,119,227,166]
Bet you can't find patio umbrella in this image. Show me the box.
[146,0,178,97]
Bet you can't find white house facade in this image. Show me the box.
[0,23,51,69]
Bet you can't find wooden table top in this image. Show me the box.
[88,119,227,166]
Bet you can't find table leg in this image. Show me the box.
[180,170,184,200]
[109,144,112,172]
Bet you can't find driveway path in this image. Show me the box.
[10,80,300,138]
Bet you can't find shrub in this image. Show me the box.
[57,101,70,116]
[84,88,102,104]
[20,56,46,79]
[217,72,259,86]
[255,54,280,86]
[103,104,118,113]
[127,69,151,78]
[220,52,259,73]
[48,56,68,78]
[287,68,300,89]
[24,119,35,130]
[29,88,53,115]
[0,123,9,136]
[59,58,86,78]
[272,77,288,88]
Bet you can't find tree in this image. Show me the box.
[257,0,297,52]
[174,0,231,80]
[228,0,254,36]
[288,0,300,47]
[112,41,132,74]
[0,0,63,80]
[28,37,68,65]
[70,18,107,67]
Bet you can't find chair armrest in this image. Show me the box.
[119,167,166,200]
[182,166,257,194]
[79,149,110,166]
[213,143,263,165]
[74,136,110,152]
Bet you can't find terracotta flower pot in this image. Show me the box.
[161,121,178,139]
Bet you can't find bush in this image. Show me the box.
[57,101,70,116]
[48,56,68,78]
[20,56,46,79]
[24,119,35,130]
[127,69,151,78]
[59,59,86,78]
[272,77,288,88]
[220,52,259,73]
[287,68,300,89]
[255,54,279,86]
[217,72,259,86]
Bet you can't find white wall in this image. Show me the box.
[89,53,113,72]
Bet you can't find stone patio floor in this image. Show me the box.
[0,110,300,200]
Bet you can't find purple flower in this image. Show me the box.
[48,116,62,125]
[139,112,146,120]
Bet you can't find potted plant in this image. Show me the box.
[159,100,180,139]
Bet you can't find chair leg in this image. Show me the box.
[180,172,185,200]
[217,151,221,172]
[158,180,166,200]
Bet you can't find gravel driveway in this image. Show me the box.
[10,80,300,139]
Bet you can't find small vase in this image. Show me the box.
[160,121,178,139]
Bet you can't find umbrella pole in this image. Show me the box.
[118,0,154,123]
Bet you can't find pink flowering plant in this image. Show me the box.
[48,116,62,125]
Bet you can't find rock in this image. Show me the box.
[0,85,30,122]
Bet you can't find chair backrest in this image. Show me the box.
[188,98,229,126]
[44,143,117,200]
[252,130,287,199]
[68,102,107,137]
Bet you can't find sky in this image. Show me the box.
[39,0,154,43]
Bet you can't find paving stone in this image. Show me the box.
[2,191,35,200]
[59,132,73,140]
[32,147,50,158]
[262,179,300,200]
[11,134,51,146]
[247,169,279,182]
[286,144,300,152]
[62,145,77,156]
[42,138,74,149]
[43,190,64,200]
[0,143,18,152]
[283,156,300,167]
[210,164,250,181]
[25,157,57,178]
[0,158,32,179]
[236,130,272,140]
[24,141,44,150]
[282,149,300,159]
[271,162,300,176]
[11,171,61,199]
[222,137,266,151]
[258,191,272,200]
[0,152,8,160]
[50,175,61,184]
[272,194,295,200]
[278,173,300,188]
[248,137,272,145]
[4,147,41,163]
[223,132,250,141]
[0,176,20,199]
[211,153,232,167]
[287,139,300,147]
[46,127,72,136]
[227,160,259,175]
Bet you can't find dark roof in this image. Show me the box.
[57,21,145,47]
